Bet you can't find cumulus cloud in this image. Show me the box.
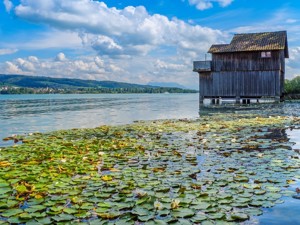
[4,61,21,74]
[13,0,223,57]
[15,58,36,72]
[3,0,13,12]
[0,48,18,55]
[188,0,234,10]
[154,59,186,72]
[2,0,228,88]
[1,53,199,89]
[2,55,108,79]
[28,56,39,63]
[55,52,67,62]
[286,47,300,79]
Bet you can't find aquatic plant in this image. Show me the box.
[0,113,300,224]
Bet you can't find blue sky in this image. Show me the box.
[1,0,300,89]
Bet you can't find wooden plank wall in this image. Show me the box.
[200,71,280,97]
[199,50,285,98]
[212,51,281,72]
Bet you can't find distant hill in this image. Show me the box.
[0,74,154,89]
[147,82,186,89]
[0,74,197,94]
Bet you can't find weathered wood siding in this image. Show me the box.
[200,71,280,97]
[199,50,284,98]
[279,50,285,95]
[212,51,281,71]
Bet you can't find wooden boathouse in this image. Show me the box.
[193,31,289,104]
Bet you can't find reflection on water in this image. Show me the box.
[199,101,300,117]
[0,94,199,146]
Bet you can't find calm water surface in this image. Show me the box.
[0,94,199,146]
[1,94,300,224]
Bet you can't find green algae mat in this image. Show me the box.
[1,113,300,224]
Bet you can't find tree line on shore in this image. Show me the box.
[285,76,300,95]
[0,86,198,94]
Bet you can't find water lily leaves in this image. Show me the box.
[138,214,154,222]
[145,220,168,225]
[244,208,263,216]
[191,201,211,210]
[0,188,11,195]
[132,207,151,216]
[208,212,225,220]
[1,208,23,217]
[171,208,195,218]
[63,207,78,214]
[265,186,281,192]
[230,212,249,221]
[98,211,120,219]
[0,114,299,224]
[52,213,74,222]
[18,212,32,219]
[234,176,249,182]
[190,213,207,222]
[35,217,52,224]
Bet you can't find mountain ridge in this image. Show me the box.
[0,74,197,94]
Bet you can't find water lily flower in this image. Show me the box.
[61,158,67,163]
[134,189,147,198]
[257,153,263,158]
[171,199,180,209]
[231,138,236,143]
[154,200,163,210]
[98,151,105,156]
[82,157,88,161]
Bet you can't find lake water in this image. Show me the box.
[0,94,199,146]
[1,93,300,224]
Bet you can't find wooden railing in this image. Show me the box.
[193,61,211,72]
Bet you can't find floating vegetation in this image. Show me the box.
[1,113,300,224]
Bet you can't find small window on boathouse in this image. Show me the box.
[261,51,271,58]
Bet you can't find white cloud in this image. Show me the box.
[188,0,234,10]
[4,61,21,74]
[55,52,67,62]
[3,0,229,89]
[16,58,35,72]
[28,56,39,63]
[3,0,13,12]
[2,55,108,80]
[286,47,300,79]
[90,35,123,55]
[0,48,18,55]
[154,59,186,72]
[13,0,223,57]
[0,30,83,51]
[286,19,297,24]
[0,53,200,89]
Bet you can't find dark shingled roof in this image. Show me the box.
[208,31,289,58]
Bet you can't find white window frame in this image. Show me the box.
[261,51,271,58]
